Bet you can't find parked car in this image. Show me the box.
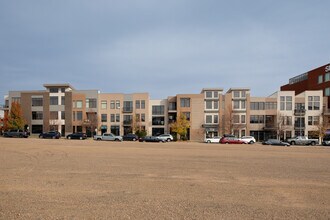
[220,137,245,144]
[66,133,87,140]
[122,133,139,141]
[262,139,290,147]
[93,133,123,141]
[157,134,174,142]
[240,136,256,144]
[322,135,330,146]
[286,136,318,146]
[3,130,29,138]
[204,136,221,143]
[139,136,165,143]
[39,131,61,139]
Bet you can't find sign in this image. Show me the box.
[326,65,330,73]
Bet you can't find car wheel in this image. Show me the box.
[80,137,83,140]
[290,141,295,145]
[167,138,171,142]
[68,136,71,140]
[207,140,211,143]
[132,138,136,141]
[249,141,254,144]
[310,141,316,146]
[39,135,42,139]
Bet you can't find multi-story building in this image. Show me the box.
[2,82,325,141]
[98,93,149,136]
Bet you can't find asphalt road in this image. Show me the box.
[0,138,329,219]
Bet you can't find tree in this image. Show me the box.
[170,114,190,140]
[6,102,26,130]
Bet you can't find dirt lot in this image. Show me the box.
[0,138,329,219]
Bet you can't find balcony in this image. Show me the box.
[294,109,306,116]
[294,123,305,130]
[123,120,132,125]
[122,107,133,113]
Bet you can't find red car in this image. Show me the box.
[220,137,245,144]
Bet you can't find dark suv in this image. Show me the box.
[39,131,61,139]
[123,133,139,141]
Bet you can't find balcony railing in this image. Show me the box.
[122,107,133,113]
[294,109,306,116]
[294,123,305,130]
[123,120,132,125]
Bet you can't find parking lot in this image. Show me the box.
[0,138,329,219]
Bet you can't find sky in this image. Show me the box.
[0,0,329,104]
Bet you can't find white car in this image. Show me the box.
[240,136,256,144]
[204,136,221,143]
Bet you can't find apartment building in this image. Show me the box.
[2,83,325,141]
[98,93,149,136]
[249,90,323,141]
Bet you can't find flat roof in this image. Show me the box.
[43,84,75,90]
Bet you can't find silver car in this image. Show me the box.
[157,134,174,142]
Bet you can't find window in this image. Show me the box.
[50,97,58,105]
[110,101,115,109]
[135,114,140,122]
[152,105,165,115]
[111,114,115,122]
[116,114,120,122]
[73,112,76,121]
[61,96,65,106]
[241,91,246,98]
[326,73,330,82]
[214,101,219,109]
[182,112,190,121]
[206,115,212,123]
[116,100,120,109]
[32,111,43,120]
[86,99,97,108]
[214,115,219,123]
[152,116,165,125]
[49,88,58,93]
[206,91,212,98]
[61,111,65,120]
[61,88,66,93]
[169,102,176,111]
[141,113,145,122]
[180,98,190,107]
[141,100,145,109]
[12,97,21,103]
[318,75,323,84]
[308,116,319,125]
[206,101,212,109]
[233,91,240,98]
[250,102,265,110]
[233,100,240,109]
[123,101,133,112]
[101,114,107,122]
[50,111,58,120]
[123,115,133,124]
[280,96,292,111]
[325,88,330,96]
[76,101,83,109]
[76,111,83,121]
[241,115,246,124]
[101,101,107,109]
[265,102,277,110]
[214,92,218,98]
[136,100,140,109]
[308,96,320,110]
[32,98,43,107]
[250,115,264,124]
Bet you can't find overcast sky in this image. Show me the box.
[0,0,329,104]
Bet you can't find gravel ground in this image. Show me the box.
[0,138,329,219]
